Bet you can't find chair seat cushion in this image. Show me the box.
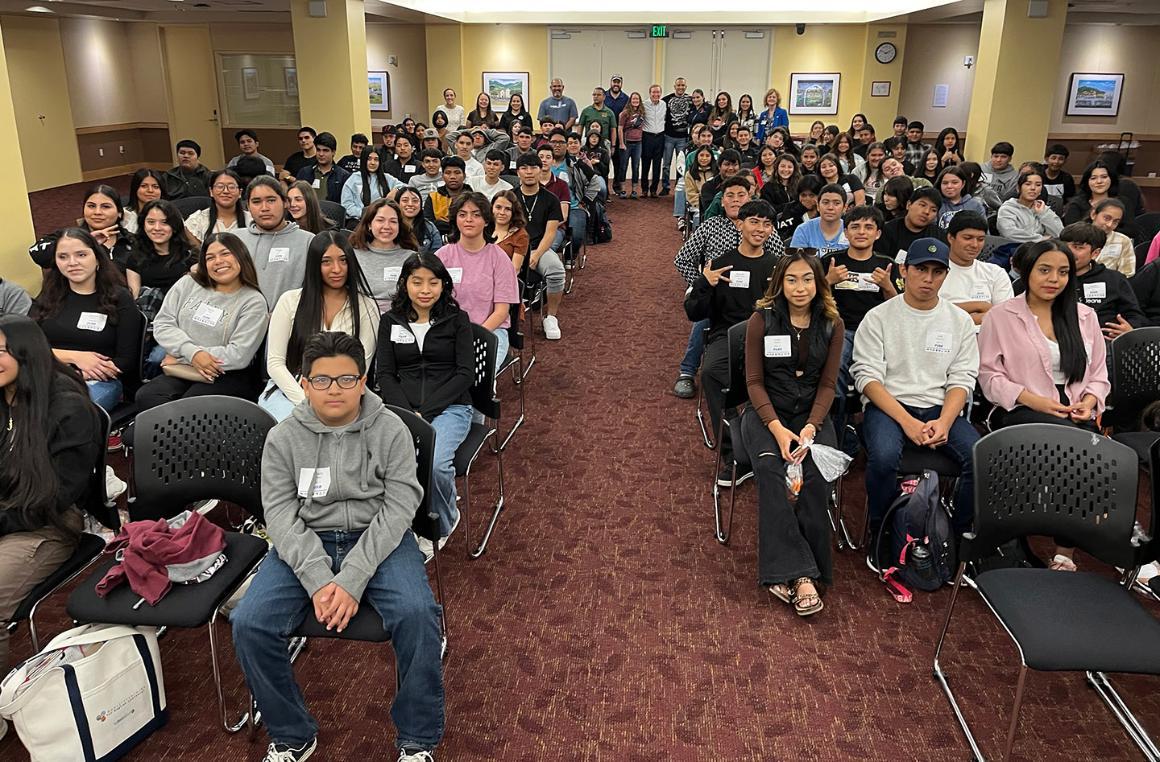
[899,446,961,477]
[976,568,1160,673]
[67,532,268,629]
[12,533,107,623]
[1111,431,1159,467]
[454,422,492,475]
[294,604,391,642]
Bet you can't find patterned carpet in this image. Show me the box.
[6,191,1159,761]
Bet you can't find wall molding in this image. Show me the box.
[81,162,169,182]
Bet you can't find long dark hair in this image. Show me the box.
[82,184,125,231]
[388,252,462,322]
[392,187,434,250]
[193,232,262,291]
[128,169,166,214]
[207,169,246,234]
[876,176,914,220]
[359,148,391,206]
[935,127,962,159]
[1021,240,1086,384]
[688,146,718,182]
[350,198,419,251]
[31,228,126,323]
[135,200,195,263]
[491,189,527,233]
[756,250,840,324]
[447,192,494,243]
[0,314,90,533]
[286,231,374,377]
[1078,159,1121,201]
[288,180,328,233]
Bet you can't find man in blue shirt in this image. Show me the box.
[790,183,849,254]
[605,75,629,195]
[537,78,579,131]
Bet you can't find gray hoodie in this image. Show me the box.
[355,246,417,312]
[980,161,1019,211]
[233,221,315,310]
[260,389,422,599]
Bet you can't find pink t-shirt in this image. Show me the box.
[435,242,519,329]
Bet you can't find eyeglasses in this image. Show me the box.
[212,184,240,192]
[549,139,566,145]
[306,374,361,390]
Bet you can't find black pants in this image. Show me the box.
[135,367,259,413]
[702,335,734,465]
[742,408,835,587]
[990,386,1098,432]
[611,143,624,189]
[640,132,664,193]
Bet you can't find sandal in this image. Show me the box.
[792,577,824,617]
[768,584,792,604]
[1049,554,1077,572]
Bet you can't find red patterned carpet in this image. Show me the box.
[6,191,1159,761]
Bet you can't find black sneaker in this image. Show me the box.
[673,375,696,398]
[716,467,753,488]
[659,187,670,197]
[264,738,317,761]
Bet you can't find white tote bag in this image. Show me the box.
[0,623,167,761]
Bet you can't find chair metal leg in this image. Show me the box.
[832,474,858,551]
[1003,665,1029,761]
[462,428,505,559]
[499,357,526,452]
[696,380,716,450]
[1087,671,1160,761]
[932,563,987,762]
[27,606,41,653]
[207,610,250,733]
[712,418,731,544]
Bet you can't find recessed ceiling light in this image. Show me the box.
[25,5,54,11]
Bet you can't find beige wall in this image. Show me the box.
[0,18,39,290]
[128,23,168,123]
[60,19,139,128]
[366,22,428,127]
[210,22,294,53]
[898,24,979,134]
[1051,24,1160,136]
[769,25,867,135]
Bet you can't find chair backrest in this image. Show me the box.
[84,405,121,532]
[131,396,276,523]
[1136,211,1160,245]
[171,196,212,218]
[508,279,525,352]
[967,424,1138,568]
[319,200,346,229]
[1135,240,1151,272]
[468,323,500,419]
[1109,326,1160,418]
[383,404,438,543]
[722,320,751,411]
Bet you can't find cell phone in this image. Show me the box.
[789,444,808,461]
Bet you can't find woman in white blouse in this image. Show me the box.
[184,169,251,247]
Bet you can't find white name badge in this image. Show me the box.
[384,266,402,283]
[77,311,108,332]
[191,302,224,328]
[895,248,908,265]
[1044,183,1063,197]
[728,270,751,288]
[1083,282,1107,301]
[297,467,331,498]
[404,164,416,173]
[448,267,464,284]
[856,272,881,292]
[311,179,321,189]
[390,324,415,344]
[842,182,852,194]
[269,247,290,263]
[509,160,518,170]
[924,330,953,354]
[1101,243,1122,260]
[764,335,792,358]
[970,289,990,301]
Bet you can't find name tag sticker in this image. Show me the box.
[924,330,953,354]
[1101,243,1122,260]
[390,324,415,344]
[970,289,990,301]
[448,267,463,284]
[77,311,107,332]
[509,161,517,169]
[764,335,792,358]
[895,248,908,265]
[311,179,321,189]
[384,266,402,283]
[297,467,331,498]
[1083,282,1107,301]
[404,164,416,173]
[269,247,290,263]
[191,302,224,328]
[728,270,751,288]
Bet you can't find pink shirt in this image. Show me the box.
[435,242,519,329]
[978,295,1110,413]
[1146,231,1160,266]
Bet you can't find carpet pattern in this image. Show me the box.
[5,191,1159,761]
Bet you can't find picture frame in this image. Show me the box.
[870,81,891,98]
[242,67,260,101]
[789,73,840,115]
[368,71,390,112]
[482,71,530,112]
[1065,73,1124,117]
[283,67,298,99]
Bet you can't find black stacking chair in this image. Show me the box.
[695,325,716,451]
[1107,327,1160,466]
[521,273,545,373]
[933,424,1160,762]
[495,287,528,451]
[67,396,275,733]
[7,407,120,652]
[108,311,148,433]
[455,324,505,558]
[712,322,751,545]
[318,199,346,230]
[171,195,213,217]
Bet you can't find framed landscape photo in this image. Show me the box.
[483,71,529,112]
[368,71,390,112]
[1065,73,1124,117]
[789,73,840,115]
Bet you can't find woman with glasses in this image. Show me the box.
[184,169,250,247]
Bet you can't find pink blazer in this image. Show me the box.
[978,296,1110,413]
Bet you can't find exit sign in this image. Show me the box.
[650,25,667,38]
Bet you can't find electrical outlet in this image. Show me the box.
[98,148,104,157]
[119,145,125,154]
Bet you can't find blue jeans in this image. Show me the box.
[86,379,122,411]
[662,135,685,189]
[143,344,166,381]
[568,207,587,249]
[430,404,472,535]
[678,318,710,378]
[618,141,642,187]
[673,188,686,218]
[862,402,978,531]
[232,532,444,751]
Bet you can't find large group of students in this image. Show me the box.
[0,70,1158,761]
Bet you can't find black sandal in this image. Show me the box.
[792,577,824,617]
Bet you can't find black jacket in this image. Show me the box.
[375,309,474,420]
[163,165,213,199]
[1129,262,1160,327]
[296,164,351,205]
[751,301,842,423]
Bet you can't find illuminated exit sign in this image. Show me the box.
[650,25,667,38]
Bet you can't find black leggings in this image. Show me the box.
[135,368,259,413]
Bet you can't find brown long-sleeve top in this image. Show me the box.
[744,306,844,429]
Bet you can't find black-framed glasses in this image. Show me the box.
[306,374,361,390]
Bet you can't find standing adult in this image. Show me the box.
[754,88,789,145]
[662,78,694,198]
[640,85,668,198]
[579,87,618,161]
[537,78,579,132]
[605,75,629,199]
[435,88,465,133]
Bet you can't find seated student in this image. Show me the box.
[337,132,369,175]
[936,165,987,232]
[228,129,276,176]
[475,148,514,201]
[817,153,865,208]
[1084,198,1136,277]
[733,126,759,167]
[883,137,915,176]
[685,146,717,228]
[741,251,843,616]
[342,146,400,225]
[1042,144,1076,204]
[852,237,980,534]
[185,169,251,247]
[30,185,136,274]
[296,132,350,205]
[393,186,442,257]
[449,132,485,184]
[491,190,529,265]
[0,278,31,316]
[31,228,139,412]
[423,156,471,236]
[790,183,849,254]
[506,128,537,170]
[418,127,444,156]
[163,139,213,199]
[903,121,930,169]
[775,174,822,244]
[1063,159,1145,242]
[977,141,1018,211]
[758,153,800,210]
[288,180,332,234]
[997,169,1064,242]
[436,192,520,366]
[235,177,315,310]
[263,231,380,421]
[232,331,443,762]
[126,200,197,299]
[1050,222,1145,340]
[798,144,821,177]
[875,186,940,261]
[281,126,318,183]
[0,314,103,675]
[377,253,474,555]
[138,232,267,411]
[684,200,781,482]
[874,175,913,223]
[351,199,419,312]
[386,133,421,186]
[698,150,744,219]
[514,152,566,339]
[939,211,1014,327]
[410,149,446,205]
[121,168,166,234]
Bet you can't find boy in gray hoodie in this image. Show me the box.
[232,331,443,762]
[234,176,315,310]
[979,141,1020,211]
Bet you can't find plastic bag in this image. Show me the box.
[808,443,854,482]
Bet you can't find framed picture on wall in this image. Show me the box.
[242,67,260,101]
[483,71,529,112]
[368,71,391,112]
[284,67,298,99]
[1065,73,1124,117]
[789,73,840,115]
[870,81,891,98]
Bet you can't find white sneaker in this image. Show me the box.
[398,749,434,762]
[0,718,7,742]
[416,536,435,563]
[438,511,461,550]
[543,315,561,340]
[105,466,127,501]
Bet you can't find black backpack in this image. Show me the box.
[873,470,956,601]
[587,200,613,244]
